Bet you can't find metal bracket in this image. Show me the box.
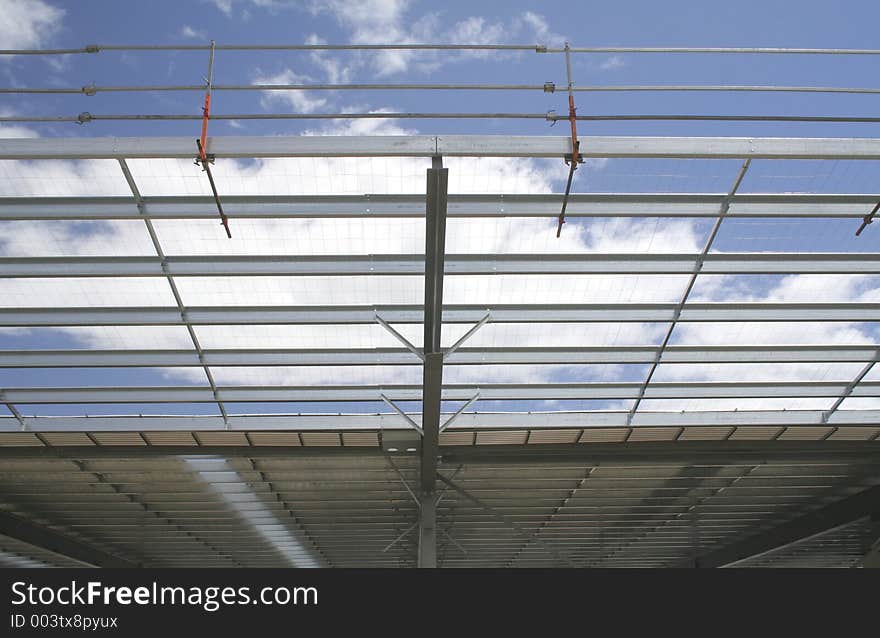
[556,148,582,237]
[856,200,879,236]
[75,112,93,125]
[84,44,100,53]
[193,150,216,167]
[543,81,556,93]
[82,83,97,96]
[194,138,230,238]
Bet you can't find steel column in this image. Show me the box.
[417,490,437,568]
[418,156,447,567]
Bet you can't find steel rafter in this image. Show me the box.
[118,159,229,426]
[628,159,751,424]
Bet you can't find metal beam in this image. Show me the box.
[4,253,879,277]
[4,135,880,159]
[0,510,138,568]
[3,381,880,404]
[692,485,880,568]
[1,193,876,220]
[3,409,879,432]
[1,344,877,368]
[0,410,880,438]
[0,440,876,464]
[2,303,876,326]
[439,441,880,466]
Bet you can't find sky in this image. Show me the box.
[0,0,879,420]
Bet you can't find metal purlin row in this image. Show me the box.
[117,158,231,427]
[626,159,752,425]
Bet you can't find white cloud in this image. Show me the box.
[305,33,354,84]
[0,113,39,139]
[252,68,328,113]
[205,0,235,14]
[303,3,565,76]
[181,25,207,40]
[0,0,63,51]
[599,56,625,71]
[518,11,566,47]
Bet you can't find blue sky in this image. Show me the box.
[3,0,880,139]
[0,0,879,419]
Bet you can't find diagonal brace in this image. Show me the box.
[444,312,491,358]
[436,472,576,567]
[439,392,480,433]
[381,393,423,436]
[376,313,424,361]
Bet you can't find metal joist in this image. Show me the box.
[2,408,879,432]
[1,303,876,326]
[4,381,880,403]
[4,135,880,159]
[2,253,880,277]
[1,193,877,221]
[2,344,877,368]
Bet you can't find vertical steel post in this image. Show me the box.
[418,490,438,568]
[418,155,447,568]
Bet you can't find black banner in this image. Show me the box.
[1,568,876,634]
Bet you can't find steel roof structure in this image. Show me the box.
[0,133,878,568]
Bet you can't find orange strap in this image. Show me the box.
[568,94,579,166]
[199,94,211,161]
